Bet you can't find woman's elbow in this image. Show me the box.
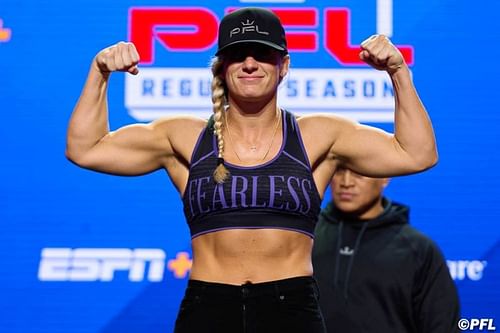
[65,145,90,168]
[65,147,82,166]
[414,148,439,172]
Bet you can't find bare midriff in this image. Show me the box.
[190,228,313,285]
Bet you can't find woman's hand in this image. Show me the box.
[359,34,404,74]
[93,41,140,76]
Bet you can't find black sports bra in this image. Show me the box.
[182,109,322,238]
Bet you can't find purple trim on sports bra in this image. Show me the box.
[191,151,215,169]
[282,151,310,171]
[189,126,208,165]
[191,226,314,239]
[291,116,313,169]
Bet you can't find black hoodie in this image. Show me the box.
[312,198,460,333]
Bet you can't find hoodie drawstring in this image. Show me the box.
[333,221,344,288]
[342,222,369,300]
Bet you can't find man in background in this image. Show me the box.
[312,166,460,332]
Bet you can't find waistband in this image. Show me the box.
[185,276,318,298]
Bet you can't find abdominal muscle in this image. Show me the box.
[189,228,313,285]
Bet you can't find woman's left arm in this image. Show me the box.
[325,35,438,177]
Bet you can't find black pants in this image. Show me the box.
[174,276,326,333]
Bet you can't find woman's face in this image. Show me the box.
[222,44,289,103]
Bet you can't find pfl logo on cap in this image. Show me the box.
[229,19,270,38]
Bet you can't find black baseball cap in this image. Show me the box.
[216,7,288,56]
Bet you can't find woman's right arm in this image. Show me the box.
[66,42,204,177]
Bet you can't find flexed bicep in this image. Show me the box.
[332,121,419,177]
[68,121,173,176]
[303,114,431,179]
[67,41,144,171]
[357,35,438,172]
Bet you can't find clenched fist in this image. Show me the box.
[94,41,140,76]
[359,35,404,74]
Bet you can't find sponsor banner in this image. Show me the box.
[125,5,415,123]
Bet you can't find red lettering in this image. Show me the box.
[324,8,414,65]
[128,6,415,66]
[129,8,218,64]
[273,8,318,51]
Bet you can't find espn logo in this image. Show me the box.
[38,248,166,282]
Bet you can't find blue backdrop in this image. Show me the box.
[1,0,499,332]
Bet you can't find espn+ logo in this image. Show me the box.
[38,248,192,282]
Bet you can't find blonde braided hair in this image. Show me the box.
[211,57,230,183]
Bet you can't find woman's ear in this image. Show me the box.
[279,55,290,80]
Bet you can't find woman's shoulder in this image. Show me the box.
[152,115,208,127]
[296,112,357,134]
[150,115,208,134]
